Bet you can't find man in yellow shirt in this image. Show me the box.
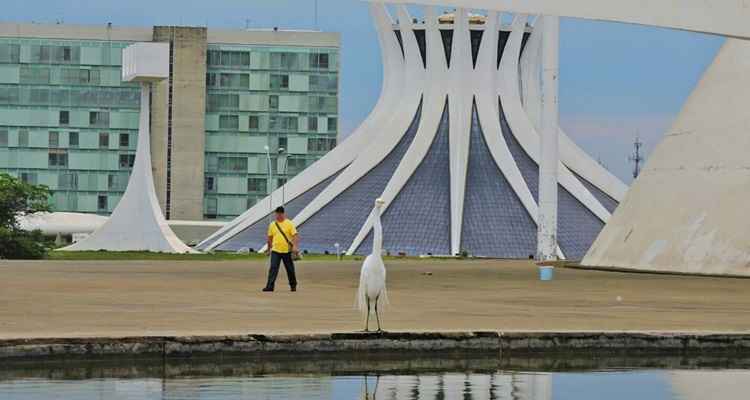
[263,206,299,292]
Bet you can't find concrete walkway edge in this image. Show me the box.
[3,332,750,360]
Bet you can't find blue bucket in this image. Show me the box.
[539,266,554,281]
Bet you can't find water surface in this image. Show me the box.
[1,358,748,399]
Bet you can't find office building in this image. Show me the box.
[0,23,339,221]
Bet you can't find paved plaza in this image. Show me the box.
[1,259,748,339]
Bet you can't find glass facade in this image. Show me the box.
[0,33,339,220]
[203,44,339,220]
[0,38,140,214]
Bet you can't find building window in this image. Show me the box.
[328,117,338,132]
[205,198,218,219]
[307,138,337,153]
[108,174,117,190]
[310,75,338,92]
[271,52,299,70]
[249,115,260,130]
[89,111,109,127]
[59,110,70,126]
[20,66,51,84]
[0,130,7,147]
[278,136,288,151]
[308,117,318,132]
[247,177,267,193]
[212,50,250,67]
[62,46,72,62]
[48,131,59,148]
[119,154,135,168]
[0,44,20,63]
[218,115,239,130]
[204,176,216,192]
[48,150,68,168]
[269,116,298,132]
[208,94,239,111]
[119,133,129,148]
[57,173,78,190]
[269,95,279,110]
[99,132,109,149]
[277,178,287,187]
[68,132,79,148]
[19,172,37,184]
[218,73,249,88]
[270,74,290,90]
[310,53,330,69]
[18,130,28,147]
[97,195,108,212]
[206,73,217,87]
[218,156,248,172]
[287,157,307,174]
[206,155,218,172]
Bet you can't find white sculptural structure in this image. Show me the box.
[199,3,625,261]
[200,0,750,275]
[63,43,194,253]
[396,0,750,276]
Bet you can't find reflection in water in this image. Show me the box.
[669,370,750,400]
[1,368,749,399]
[367,373,551,400]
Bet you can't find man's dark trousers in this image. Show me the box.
[265,251,297,290]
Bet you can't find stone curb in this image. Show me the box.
[1,332,749,360]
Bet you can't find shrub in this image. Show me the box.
[0,173,53,259]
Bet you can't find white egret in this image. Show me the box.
[357,198,388,332]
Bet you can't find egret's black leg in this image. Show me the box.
[364,296,370,332]
[375,295,382,332]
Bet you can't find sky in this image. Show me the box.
[3,0,725,182]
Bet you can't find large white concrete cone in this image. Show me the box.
[63,84,195,253]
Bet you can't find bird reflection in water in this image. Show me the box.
[358,373,551,400]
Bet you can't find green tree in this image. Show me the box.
[0,173,53,259]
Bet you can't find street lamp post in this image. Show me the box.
[264,145,273,222]
[278,147,288,206]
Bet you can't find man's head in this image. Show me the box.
[274,206,286,222]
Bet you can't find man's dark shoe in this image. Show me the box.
[290,286,297,292]
[262,287,274,292]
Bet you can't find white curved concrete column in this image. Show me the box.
[475,12,539,225]
[537,15,560,261]
[63,82,194,253]
[519,16,627,202]
[347,6,448,255]
[200,2,406,250]
[520,15,543,130]
[372,0,750,39]
[446,8,474,255]
[499,15,611,223]
[558,128,628,200]
[281,4,426,236]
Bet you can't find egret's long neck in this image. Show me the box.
[373,207,383,255]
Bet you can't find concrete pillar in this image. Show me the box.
[536,15,560,262]
[151,26,207,221]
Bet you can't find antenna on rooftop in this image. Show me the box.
[628,133,644,179]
